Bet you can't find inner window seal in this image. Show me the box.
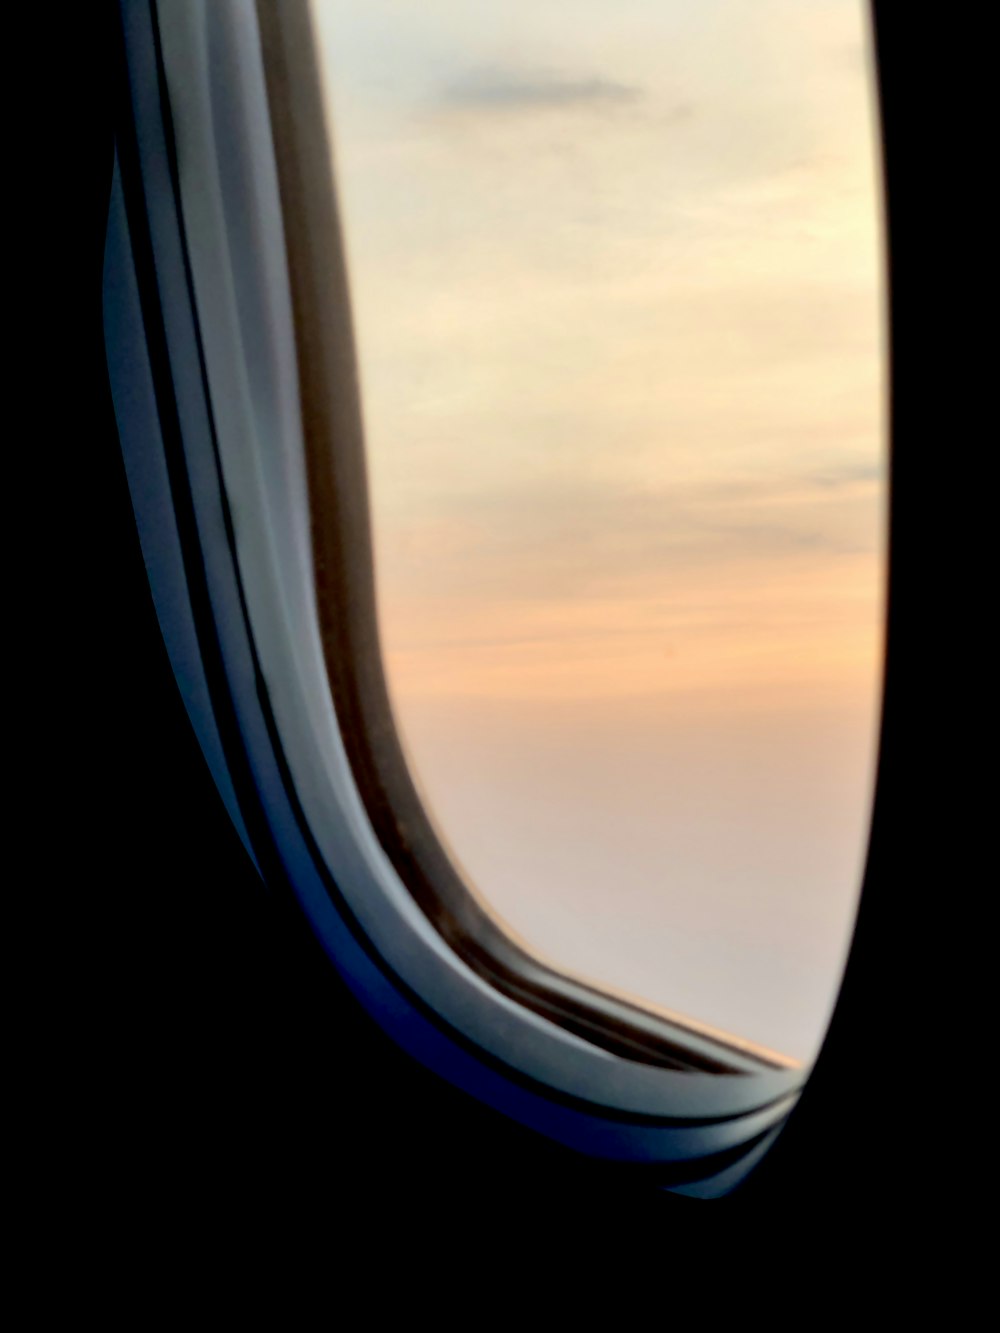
[253,0,801,1077]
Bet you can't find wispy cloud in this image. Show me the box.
[376,469,876,614]
[442,67,642,112]
[806,461,882,489]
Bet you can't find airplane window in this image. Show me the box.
[309,0,885,1066]
[105,0,899,1194]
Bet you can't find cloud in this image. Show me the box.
[441,67,642,112]
[806,461,882,489]
[378,470,866,610]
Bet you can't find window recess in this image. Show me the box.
[106,0,887,1189]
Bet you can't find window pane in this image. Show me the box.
[310,0,885,1065]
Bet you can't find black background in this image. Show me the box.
[35,1,953,1238]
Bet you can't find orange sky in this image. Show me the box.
[312,0,885,1062]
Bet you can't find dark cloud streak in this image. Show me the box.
[442,67,642,111]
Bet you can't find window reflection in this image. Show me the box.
[311,0,885,1064]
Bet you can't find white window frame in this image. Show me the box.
[104,0,886,1195]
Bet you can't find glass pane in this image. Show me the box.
[310,0,885,1066]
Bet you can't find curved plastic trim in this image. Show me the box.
[106,0,816,1183]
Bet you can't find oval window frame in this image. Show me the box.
[104,0,890,1195]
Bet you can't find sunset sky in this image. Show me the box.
[311,0,885,1063]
